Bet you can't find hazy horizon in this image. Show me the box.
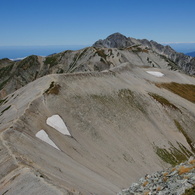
[0,45,89,59]
[1,42,195,60]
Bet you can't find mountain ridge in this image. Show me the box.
[0,35,185,99]
[1,64,195,194]
[93,33,195,75]
[1,33,195,194]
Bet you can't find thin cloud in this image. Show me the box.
[161,42,195,44]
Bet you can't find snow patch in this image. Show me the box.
[46,115,71,136]
[146,71,164,77]
[36,130,60,150]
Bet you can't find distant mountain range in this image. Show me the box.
[167,43,195,53]
[186,51,195,57]
[0,45,88,59]
[93,33,195,75]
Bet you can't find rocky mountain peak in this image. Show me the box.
[106,32,127,40]
[93,32,135,48]
[93,33,195,75]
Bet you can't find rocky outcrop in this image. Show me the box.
[137,39,195,76]
[93,33,195,75]
[118,158,195,195]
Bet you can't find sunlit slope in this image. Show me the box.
[0,45,178,99]
[0,64,195,194]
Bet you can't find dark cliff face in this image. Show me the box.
[93,33,195,75]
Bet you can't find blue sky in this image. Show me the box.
[0,0,195,46]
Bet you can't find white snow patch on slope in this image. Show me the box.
[46,115,71,136]
[146,71,164,77]
[36,130,60,150]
